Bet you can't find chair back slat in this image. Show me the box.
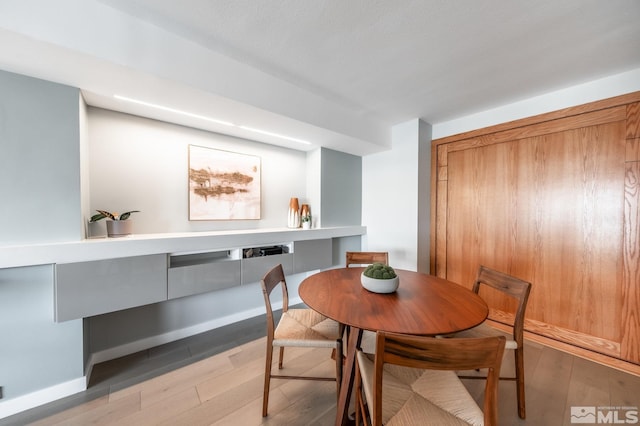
[474,265,531,300]
[262,263,287,297]
[379,333,506,372]
[473,265,532,341]
[346,251,389,267]
[260,264,289,337]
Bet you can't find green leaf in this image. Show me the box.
[363,263,396,279]
[89,213,106,222]
[96,209,116,220]
[118,210,140,221]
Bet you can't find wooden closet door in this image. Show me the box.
[446,122,625,344]
[434,103,636,363]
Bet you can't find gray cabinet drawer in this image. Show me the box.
[168,256,241,299]
[54,254,167,322]
[241,253,294,284]
[293,239,332,273]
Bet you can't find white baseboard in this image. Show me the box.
[0,377,86,419]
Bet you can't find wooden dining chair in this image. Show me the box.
[345,251,389,353]
[454,265,532,419]
[260,264,343,417]
[346,251,389,267]
[355,332,506,426]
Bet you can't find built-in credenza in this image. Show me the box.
[54,238,333,322]
[55,254,167,322]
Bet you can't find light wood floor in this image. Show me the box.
[4,322,640,425]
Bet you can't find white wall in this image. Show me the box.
[87,108,309,234]
[362,119,431,271]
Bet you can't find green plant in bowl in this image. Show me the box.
[361,263,399,293]
[363,263,397,279]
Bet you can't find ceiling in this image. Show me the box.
[1,0,640,155]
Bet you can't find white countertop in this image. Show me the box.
[0,226,366,268]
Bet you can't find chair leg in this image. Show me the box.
[355,359,362,426]
[335,340,343,397]
[278,346,285,369]
[515,347,526,419]
[262,343,274,417]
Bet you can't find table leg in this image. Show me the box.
[336,326,362,426]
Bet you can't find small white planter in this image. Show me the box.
[361,273,399,294]
[86,221,106,239]
[106,220,133,237]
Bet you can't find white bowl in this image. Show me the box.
[361,272,399,294]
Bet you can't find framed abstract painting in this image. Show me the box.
[188,145,261,220]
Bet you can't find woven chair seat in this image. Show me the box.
[454,322,518,350]
[273,308,341,347]
[357,352,484,425]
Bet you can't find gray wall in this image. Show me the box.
[321,148,362,226]
[0,71,85,402]
[320,147,363,263]
[0,265,83,399]
[0,70,81,245]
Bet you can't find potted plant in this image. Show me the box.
[360,263,399,293]
[90,209,140,238]
[301,213,311,229]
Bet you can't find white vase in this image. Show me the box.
[287,197,300,228]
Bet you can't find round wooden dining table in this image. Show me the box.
[298,267,489,426]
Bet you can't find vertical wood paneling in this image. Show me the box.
[445,122,626,343]
[432,93,640,368]
[627,139,640,162]
[627,102,640,139]
[622,163,640,363]
[434,144,449,277]
[430,143,439,274]
[435,179,448,278]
